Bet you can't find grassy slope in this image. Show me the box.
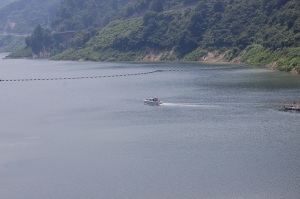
[242,45,300,72]
[52,18,146,61]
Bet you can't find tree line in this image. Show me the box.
[12,0,300,72]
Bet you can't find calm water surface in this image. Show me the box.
[0,54,300,199]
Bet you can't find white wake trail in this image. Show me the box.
[160,102,219,108]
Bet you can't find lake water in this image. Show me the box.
[0,53,300,199]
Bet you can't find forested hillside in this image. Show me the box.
[51,0,133,31]
[51,0,198,31]
[10,0,300,72]
[0,0,59,34]
[0,0,59,52]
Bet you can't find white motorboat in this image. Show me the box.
[144,98,162,106]
[284,103,300,111]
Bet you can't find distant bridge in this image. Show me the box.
[0,31,77,42]
[0,31,76,37]
[0,33,30,37]
[52,30,77,35]
[0,29,92,42]
[52,31,77,42]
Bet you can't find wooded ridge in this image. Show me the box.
[8,0,300,73]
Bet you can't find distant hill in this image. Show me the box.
[49,0,300,72]
[50,0,201,32]
[9,0,300,73]
[0,0,59,52]
[0,0,59,34]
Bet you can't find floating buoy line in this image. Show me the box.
[0,65,244,82]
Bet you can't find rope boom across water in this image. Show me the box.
[0,66,243,82]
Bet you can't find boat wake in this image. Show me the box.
[160,102,219,108]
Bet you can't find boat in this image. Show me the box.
[144,98,162,106]
[284,103,300,111]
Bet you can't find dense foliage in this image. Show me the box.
[9,0,300,72]
[51,0,199,31]
[24,25,54,55]
[122,0,198,17]
[51,0,133,31]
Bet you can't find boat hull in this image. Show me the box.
[144,101,161,106]
[284,106,300,111]
[144,98,162,106]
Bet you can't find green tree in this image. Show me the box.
[26,24,54,55]
[31,25,44,54]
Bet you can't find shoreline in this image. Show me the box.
[2,52,298,74]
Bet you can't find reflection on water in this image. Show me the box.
[0,55,300,199]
